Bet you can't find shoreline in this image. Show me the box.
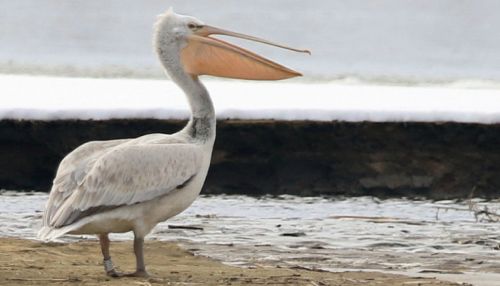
[0,237,460,286]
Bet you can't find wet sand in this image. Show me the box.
[0,238,460,286]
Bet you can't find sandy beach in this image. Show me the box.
[0,238,461,286]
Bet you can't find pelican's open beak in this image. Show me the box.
[181,25,310,80]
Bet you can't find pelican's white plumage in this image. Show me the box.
[38,7,306,277]
[40,138,204,237]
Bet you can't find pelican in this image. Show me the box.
[38,8,308,277]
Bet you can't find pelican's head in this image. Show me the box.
[154,8,309,80]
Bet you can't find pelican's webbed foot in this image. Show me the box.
[124,270,150,278]
[104,258,149,278]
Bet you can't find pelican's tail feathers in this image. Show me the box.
[37,226,73,241]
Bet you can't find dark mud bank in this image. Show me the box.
[1,119,499,199]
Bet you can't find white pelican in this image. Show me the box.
[38,8,308,277]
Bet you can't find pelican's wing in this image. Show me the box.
[47,143,203,228]
[43,139,130,226]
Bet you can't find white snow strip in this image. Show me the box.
[1,74,500,123]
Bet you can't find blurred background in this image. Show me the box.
[2,0,500,83]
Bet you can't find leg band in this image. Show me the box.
[103,258,115,273]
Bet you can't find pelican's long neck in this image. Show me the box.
[177,73,216,143]
[157,47,216,143]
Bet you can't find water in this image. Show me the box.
[1,191,499,280]
[1,0,500,83]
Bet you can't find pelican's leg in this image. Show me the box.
[124,234,149,277]
[99,233,123,277]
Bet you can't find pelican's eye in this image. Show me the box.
[188,23,202,30]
